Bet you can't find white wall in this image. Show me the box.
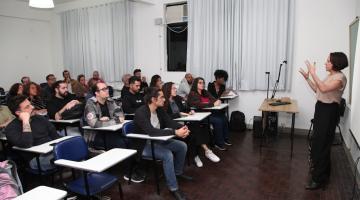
[0,0,56,89]
[132,0,356,130]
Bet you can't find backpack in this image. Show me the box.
[230,111,246,132]
[0,160,23,199]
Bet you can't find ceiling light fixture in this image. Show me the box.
[29,0,54,8]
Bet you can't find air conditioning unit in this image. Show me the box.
[166,3,187,24]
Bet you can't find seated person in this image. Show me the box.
[207,69,228,99]
[121,76,144,115]
[162,82,220,168]
[0,105,15,130]
[47,80,81,120]
[188,77,231,151]
[133,69,148,93]
[134,87,191,200]
[149,74,163,89]
[121,74,131,98]
[20,76,31,86]
[23,82,47,116]
[5,95,60,170]
[84,82,144,183]
[42,74,57,104]
[6,83,23,105]
[88,70,104,83]
[178,73,193,99]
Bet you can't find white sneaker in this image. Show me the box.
[205,150,220,162]
[194,156,203,167]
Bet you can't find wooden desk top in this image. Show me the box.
[258,99,299,113]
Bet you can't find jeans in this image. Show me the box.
[142,139,187,191]
[210,113,229,146]
[29,153,55,171]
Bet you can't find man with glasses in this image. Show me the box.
[5,95,60,170]
[121,76,144,115]
[84,82,145,183]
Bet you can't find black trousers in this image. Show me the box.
[310,101,339,183]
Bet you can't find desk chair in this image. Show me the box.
[307,98,346,145]
[53,136,123,199]
[122,121,163,195]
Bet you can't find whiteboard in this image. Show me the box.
[350,17,360,145]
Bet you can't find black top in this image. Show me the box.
[122,91,144,114]
[134,105,182,137]
[140,81,148,93]
[207,82,225,99]
[4,115,60,161]
[42,84,53,104]
[99,102,110,117]
[29,96,46,110]
[47,93,77,119]
[121,86,130,99]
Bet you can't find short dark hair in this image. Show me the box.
[77,74,85,82]
[21,76,29,84]
[8,95,28,115]
[52,80,66,93]
[214,69,228,81]
[62,70,69,77]
[330,52,348,71]
[129,76,141,84]
[91,82,100,95]
[46,74,54,81]
[133,69,141,75]
[144,87,162,104]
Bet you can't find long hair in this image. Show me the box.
[23,82,42,98]
[162,82,174,111]
[191,77,206,96]
[150,75,161,88]
[8,83,22,96]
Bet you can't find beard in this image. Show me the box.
[59,91,68,98]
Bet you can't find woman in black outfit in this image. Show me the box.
[162,82,220,168]
[299,52,348,190]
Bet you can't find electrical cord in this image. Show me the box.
[350,156,360,200]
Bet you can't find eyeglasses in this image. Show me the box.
[98,87,109,92]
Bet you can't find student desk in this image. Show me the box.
[13,136,74,175]
[82,120,132,150]
[55,148,137,173]
[126,133,175,194]
[49,119,80,136]
[15,186,67,200]
[258,99,299,158]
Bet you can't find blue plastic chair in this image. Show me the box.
[53,136,123,199]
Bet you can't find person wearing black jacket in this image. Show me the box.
[5,95,60,170]
[207,69,228,99]
[188,77,231,151]
[122,76,144,115]
[134,87,191,200]
[163,82,220,168]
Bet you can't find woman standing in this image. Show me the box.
[299,52,348,190]
[162,82,220,167]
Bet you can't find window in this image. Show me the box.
[165,3,188,72]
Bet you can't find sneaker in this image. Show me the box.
[194,156,203,167]
[170,189,186,200]
[205,150,220,162]
[123,173,145,183]
[224,140,232,146]
[214,144,227,151]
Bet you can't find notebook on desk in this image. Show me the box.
[269,101,291,106]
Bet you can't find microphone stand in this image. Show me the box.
[271,61,286,99]
[265,72,270,100]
